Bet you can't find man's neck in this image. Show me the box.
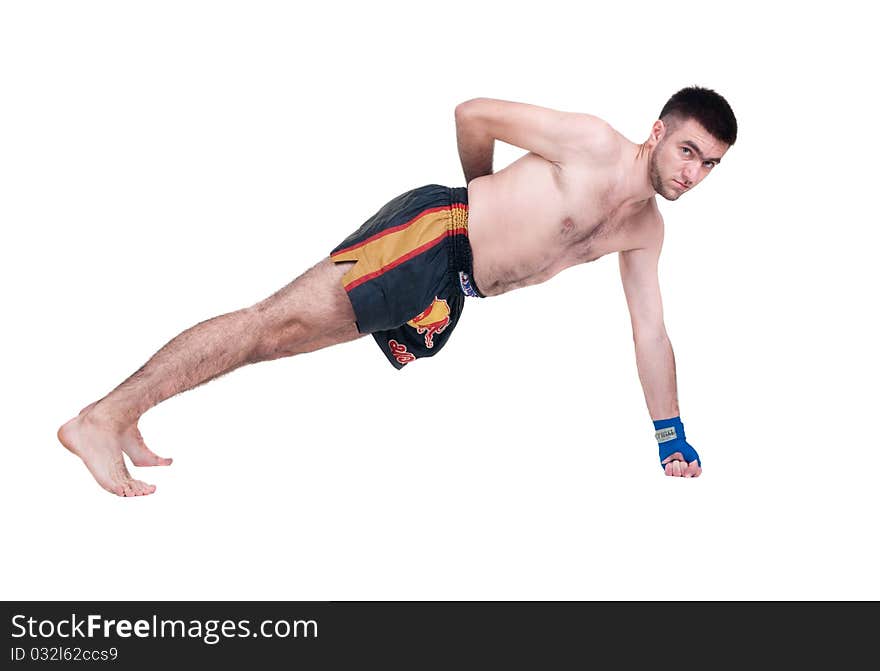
[609,139,657,210]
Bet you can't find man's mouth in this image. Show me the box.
[673,180,687,190]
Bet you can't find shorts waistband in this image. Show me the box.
[446,186,485,298]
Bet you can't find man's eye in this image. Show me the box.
[681,147,691,154]
[703,162,714,168]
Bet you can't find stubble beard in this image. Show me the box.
[650,143,679,201]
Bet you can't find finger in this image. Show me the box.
[661,451,684,466]
[691,461,702,478]
[665,462,674,476]
[674,460,684,477]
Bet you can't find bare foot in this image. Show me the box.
[77,402,172,467]
[122,423,173,467]
[58,405,158,496]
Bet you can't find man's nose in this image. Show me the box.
[682,165,698,185]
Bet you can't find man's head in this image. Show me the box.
[647,86,737,201]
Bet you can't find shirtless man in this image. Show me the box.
[58,85,737,496]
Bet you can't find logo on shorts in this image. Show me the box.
[388,339,415,365]
[458,271,479,297]
[407,297,451,348]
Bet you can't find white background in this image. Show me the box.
[2,1,878,600]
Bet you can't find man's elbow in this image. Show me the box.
[455,99,482,122]
[632,325,669,345]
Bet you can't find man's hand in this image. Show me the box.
[661,451,702,478]
[654,416,701,478]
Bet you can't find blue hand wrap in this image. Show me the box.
[653,416,701,468]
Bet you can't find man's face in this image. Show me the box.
[650,117,729,201]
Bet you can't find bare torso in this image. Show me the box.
[466,129,660,296]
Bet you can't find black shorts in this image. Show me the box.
[329,184,485,369]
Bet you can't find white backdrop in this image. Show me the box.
[2,1,877,600]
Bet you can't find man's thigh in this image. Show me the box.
[252,257,364,356]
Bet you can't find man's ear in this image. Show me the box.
[649,119,667,146]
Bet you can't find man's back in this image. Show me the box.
[458,98,660,297]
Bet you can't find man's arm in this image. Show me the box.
[619,217,701,476]
[618,219,679,420]
[454,97,612,184]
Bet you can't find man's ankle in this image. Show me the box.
[85,402,134,430]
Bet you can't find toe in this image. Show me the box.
[135,479,156,496]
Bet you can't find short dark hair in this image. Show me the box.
[659,86,737,146]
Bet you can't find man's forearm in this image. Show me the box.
[455,106,494,184]
[633,335,680,420]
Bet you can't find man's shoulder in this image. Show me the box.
[571,115,619,157]
[626,195,661,220]
[526,108,615,161]
[622,199,664,251]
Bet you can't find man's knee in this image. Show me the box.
[247,258,362,361]
[249,306,308,361]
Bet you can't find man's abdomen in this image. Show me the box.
[466,154,573,296]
